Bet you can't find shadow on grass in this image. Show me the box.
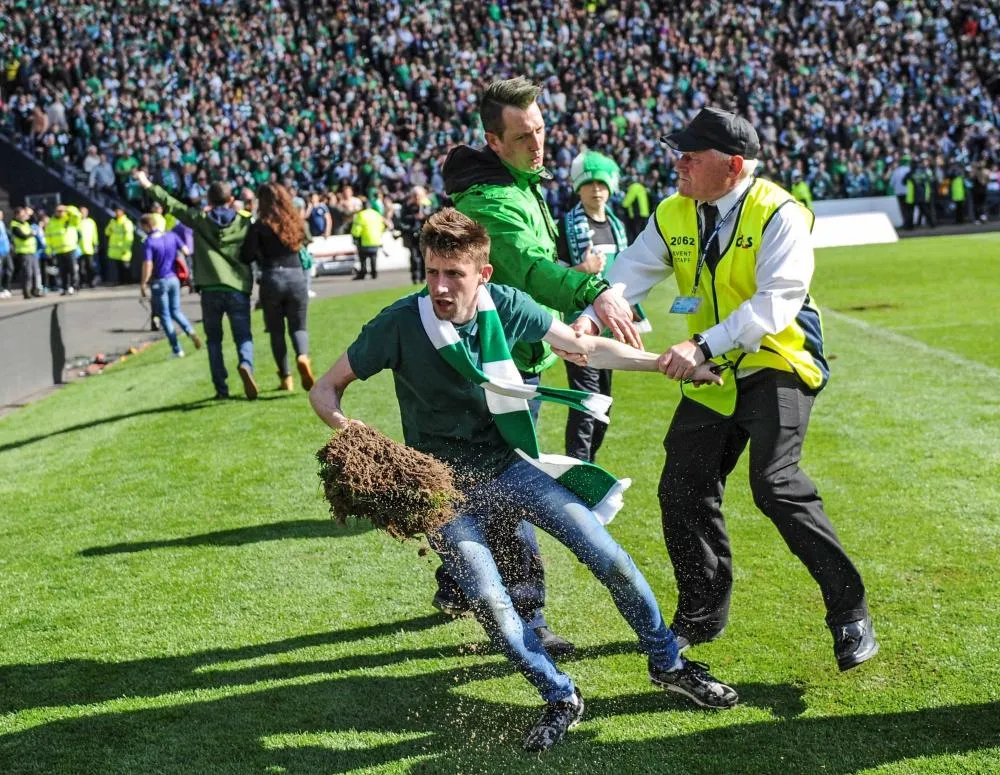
[0,618,995,775]
[257,392,299,401]
[0,397,223,453]
[0,610,828,775]
[77,518,363,557]
[0,614,451,716]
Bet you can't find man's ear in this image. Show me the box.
[485,131,502,154]
[480,264,494,284]
[730,155,745,178]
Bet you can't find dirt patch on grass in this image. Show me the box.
[838,302,898,312]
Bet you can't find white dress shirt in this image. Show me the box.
[582,177,815,373]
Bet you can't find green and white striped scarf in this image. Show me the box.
[417,285,631,525]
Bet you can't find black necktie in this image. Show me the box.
[700,203,720,272]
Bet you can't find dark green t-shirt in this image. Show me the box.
[347,284,553,481]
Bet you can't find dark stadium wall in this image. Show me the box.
[0,135,113,234]
[0,138,141,409]
[0,302,67,408]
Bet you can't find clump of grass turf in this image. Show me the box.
[317,423,463,539]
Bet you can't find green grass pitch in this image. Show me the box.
[0,233,997,773]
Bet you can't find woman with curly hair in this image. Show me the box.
[240,183,315,391]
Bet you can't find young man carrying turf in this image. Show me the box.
[309,208,737,751]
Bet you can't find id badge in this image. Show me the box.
[669,295,703,314]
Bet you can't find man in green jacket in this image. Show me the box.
[135,169,258,401]
[444,78,637,384]
[438,77,638,653]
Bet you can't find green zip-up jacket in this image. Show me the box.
[444,145,610,374]
[146,184,253,294]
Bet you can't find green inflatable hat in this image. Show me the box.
[571,150,620,193]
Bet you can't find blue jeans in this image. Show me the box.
[430,459,679,703]
[436,372,547,626]
[150,275,194,354]
[200,289,253,396]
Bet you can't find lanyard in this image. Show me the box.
[689,179,755,295]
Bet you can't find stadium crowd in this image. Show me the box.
[1,0,999,227]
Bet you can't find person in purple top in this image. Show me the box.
[139,214,203,357]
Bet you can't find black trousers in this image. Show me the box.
[658,370,868,642]
[625,214,645,243]
[356,247,378,279]
[913,200,935,228]
[404,235,424,282]
[57,251,79,291]
[260,266,309,377]
[896,195,913,229]
[953,199,967,224]
[565,361,613,462]
[79,252,97,286]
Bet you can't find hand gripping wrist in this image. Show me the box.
[692,333,713,361]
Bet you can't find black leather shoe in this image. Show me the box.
[832,615,879,671]
[669,625,725,654]
[535,626,575,658]
[432,589,471,618]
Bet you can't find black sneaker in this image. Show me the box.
[832,615,879,671]
[522,689,584,752]
[649,658,739,709]
[535,626,575,658]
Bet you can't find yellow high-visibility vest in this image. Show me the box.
[79,217,99,254]
[106,216,135,261]
[622,182,650,218]
[654,178,826,415]
[351,208,386,248]
[10,220,38,255]
[45,218,73,255]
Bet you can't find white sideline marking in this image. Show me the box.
[826,309,1000,379]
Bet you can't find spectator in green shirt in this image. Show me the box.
[309,207,736,751]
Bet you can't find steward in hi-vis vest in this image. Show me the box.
[654,176,824,416]
[46,204,84,294]
[579,106,878,676]
[10,208,43,297]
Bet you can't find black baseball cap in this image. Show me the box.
[662,107,761,159]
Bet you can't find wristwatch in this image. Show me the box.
[692,333,713,361]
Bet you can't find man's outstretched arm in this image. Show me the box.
[309,353,360,429]
[543,320,722,384]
